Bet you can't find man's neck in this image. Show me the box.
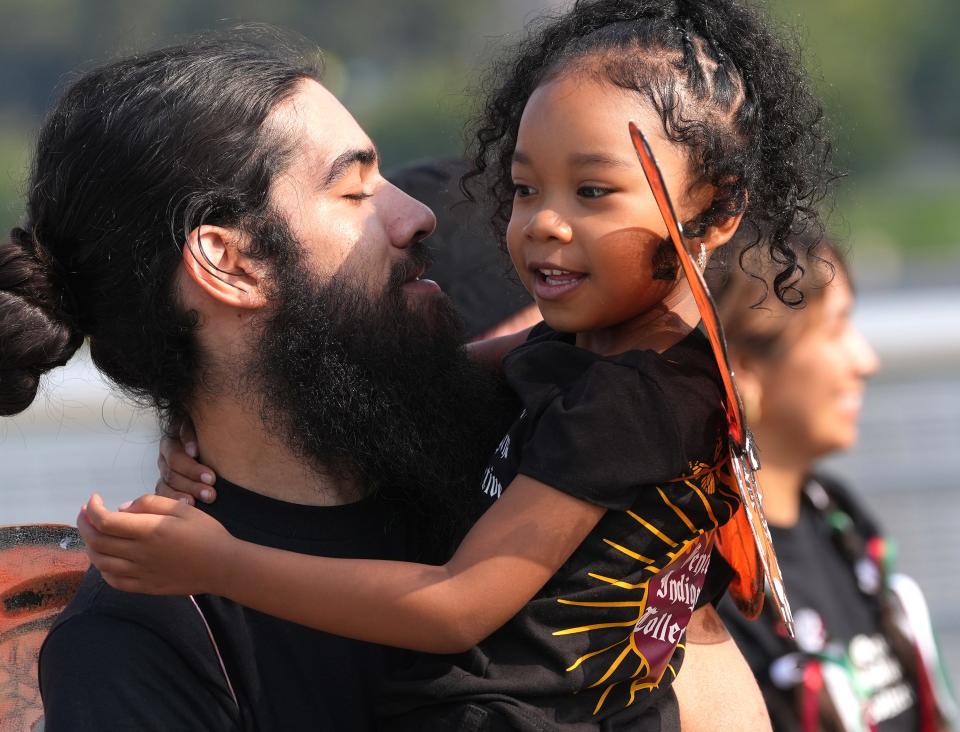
[189,396,364,507]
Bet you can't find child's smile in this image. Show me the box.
[530,264,587,300]
[507,73,712,355]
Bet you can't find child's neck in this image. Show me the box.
[575,282,701,357]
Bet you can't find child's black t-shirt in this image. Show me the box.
[381,323,740,731]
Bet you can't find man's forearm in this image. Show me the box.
[673,605,772,732]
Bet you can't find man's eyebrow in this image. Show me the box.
[321,147,378,189]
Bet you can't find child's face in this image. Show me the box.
[507,74,711,339]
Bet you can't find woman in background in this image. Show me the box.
[713,235,956,732]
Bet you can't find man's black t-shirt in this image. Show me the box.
[381,324,739,731]
[719,476,918,732]
[39,479,407,731]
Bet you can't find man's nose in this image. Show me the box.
[523,208,573,243]
[385,183,436,249]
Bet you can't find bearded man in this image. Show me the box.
[0,35,507,731]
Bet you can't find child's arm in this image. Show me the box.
[79,475,605,654]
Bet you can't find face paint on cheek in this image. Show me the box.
[652,240,680,280]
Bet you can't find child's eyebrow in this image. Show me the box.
[510,150,633,169]
[569,152,633,169]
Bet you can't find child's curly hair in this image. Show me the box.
[468,0,840,306]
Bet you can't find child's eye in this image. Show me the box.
[513,183,535,198]
[577,185,615,199]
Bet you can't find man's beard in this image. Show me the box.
[248,242,515,558]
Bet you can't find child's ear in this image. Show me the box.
[702,208,746,253]
[181,225,268,309]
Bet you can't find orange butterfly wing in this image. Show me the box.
[628,122,794,636]
[715,502,764,618]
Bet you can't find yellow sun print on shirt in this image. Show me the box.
[551,452,738,715]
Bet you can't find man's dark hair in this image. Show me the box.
[0,32,320,420]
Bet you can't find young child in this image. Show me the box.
[81,0,836,728]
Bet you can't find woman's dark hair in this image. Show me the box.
[468,0,840,306]
[711,230,849,361]
[0,33,320,419]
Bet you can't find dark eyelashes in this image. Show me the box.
[577,186,615,198]
[510,184,617,199]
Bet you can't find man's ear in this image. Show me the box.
[181,225,267,309]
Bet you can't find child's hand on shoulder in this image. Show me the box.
[78,492,236,597]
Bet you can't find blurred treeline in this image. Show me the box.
[1,0,957,285]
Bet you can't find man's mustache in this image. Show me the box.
[389,241,434,288]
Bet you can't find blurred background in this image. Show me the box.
[0,0,957,668]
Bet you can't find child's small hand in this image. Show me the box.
[156,419,218,505]
[78,493,235,597]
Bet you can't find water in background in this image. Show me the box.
[2,289,958,675]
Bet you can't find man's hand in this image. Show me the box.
[465,324,536,371]
[78,493,236,597]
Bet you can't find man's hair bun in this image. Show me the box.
[0,227,84,415]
